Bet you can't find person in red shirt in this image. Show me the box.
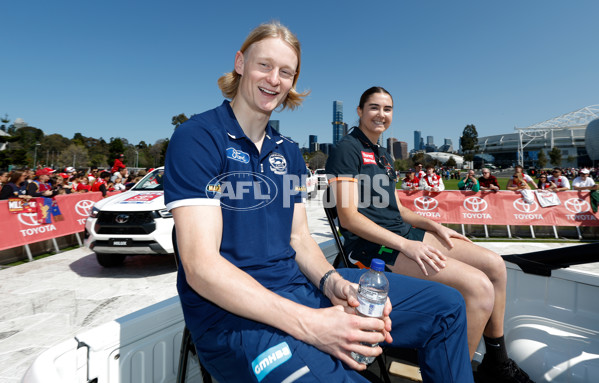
[478,168,500,192]
[419,165,445,192]
[537,174,557,190]
[91,171,111,197]
[111,154,126,174]
[414,162,426,180]
[27,168,55,197]
[401,169,420,190]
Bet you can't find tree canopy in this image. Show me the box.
[549,147,562,167]
[0,114,171,170]
[460,124,479,152]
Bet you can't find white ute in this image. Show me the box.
[84,167,174,267]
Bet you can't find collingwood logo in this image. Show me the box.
[251,342,292,381]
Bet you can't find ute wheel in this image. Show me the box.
[96,253,126,267]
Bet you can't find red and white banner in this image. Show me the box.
[397,190,599,227]
[0,192,117,251]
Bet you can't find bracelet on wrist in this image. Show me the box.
[319,269,339,292]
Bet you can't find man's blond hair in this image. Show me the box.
[217,21,309,110]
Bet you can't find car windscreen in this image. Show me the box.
[133,170,164,191]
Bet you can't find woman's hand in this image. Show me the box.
[434,224,472,249]
[400,239,447,276]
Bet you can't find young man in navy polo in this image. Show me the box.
[165,23,472,383]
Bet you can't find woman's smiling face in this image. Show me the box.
[357,92,393,143]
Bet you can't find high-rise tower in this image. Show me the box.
[414,130,422,151]
[332,101,344,146]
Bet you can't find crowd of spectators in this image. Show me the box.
[0,165,150,200]
[400,165,598,193]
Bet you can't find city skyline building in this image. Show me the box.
[387,137,398,160]
[309,135,319,153]
[413,130,422,151]
[393,141,408,160]
[269,120,280,133]
[332,101,344,146]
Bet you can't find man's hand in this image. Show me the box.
[300,305,390,370]
[310,277,394,370]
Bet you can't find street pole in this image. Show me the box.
[33,143,41,169]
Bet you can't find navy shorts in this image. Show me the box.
[348,227,426,269]
[187,268,472,383]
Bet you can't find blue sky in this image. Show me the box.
[3,0,598,151]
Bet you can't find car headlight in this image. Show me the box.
[89,206,100,218]
[156,208,173,218]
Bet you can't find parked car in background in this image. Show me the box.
[306,167,318,198]
[314,168,328,190]
[84,167,173,267]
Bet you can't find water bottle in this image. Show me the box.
[351,258,389,365]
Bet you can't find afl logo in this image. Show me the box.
[205,171,278,211]
[564,198,590,214]
[463,197,488,213]
[75,200,95,217]
[414,196,439,211]
[513,198,539,213]
[18,213,41,227]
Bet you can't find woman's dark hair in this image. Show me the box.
[358,86,393,110]
[9,171,23,184]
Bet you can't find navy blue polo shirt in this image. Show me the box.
[325,128,410,254]
[164,100,308,335]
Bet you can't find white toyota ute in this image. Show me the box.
[84,167,174,267]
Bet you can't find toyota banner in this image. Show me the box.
[398,190,599,226]
[0,192,105,251]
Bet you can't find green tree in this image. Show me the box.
[411,152,426,165]
[72,133,85,146]
[393,159,410,171]
[537,149,547,169]
[85,137,109,168]
[58,144,89,169]
[445,156,457,168]
[549,147,562,167]
[460,124,479,153]
[160,138,170,166]
[1,114,10,132]
[172,113,189,130]
[108,138,126,166]
[147,139,168,167]
[308,151,327,170]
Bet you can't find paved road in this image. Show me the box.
[0,190,588,383]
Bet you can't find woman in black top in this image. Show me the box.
[0,171,30,200]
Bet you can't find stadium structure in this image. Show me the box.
[477,105,599,168]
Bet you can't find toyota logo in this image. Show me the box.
[513,198,539,213]
[564,198,590,214]
[414,196,439,211]
[463,197,488,212]
[17,213,41,227]
[75,200,95,217]
[115,214,130,224]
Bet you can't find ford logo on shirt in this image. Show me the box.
[226,147,250,164]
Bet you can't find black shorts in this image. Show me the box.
[347,227,426,269]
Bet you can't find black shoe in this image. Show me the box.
[476,358,535,383]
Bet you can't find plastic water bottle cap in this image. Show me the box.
[370,258,385,272]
